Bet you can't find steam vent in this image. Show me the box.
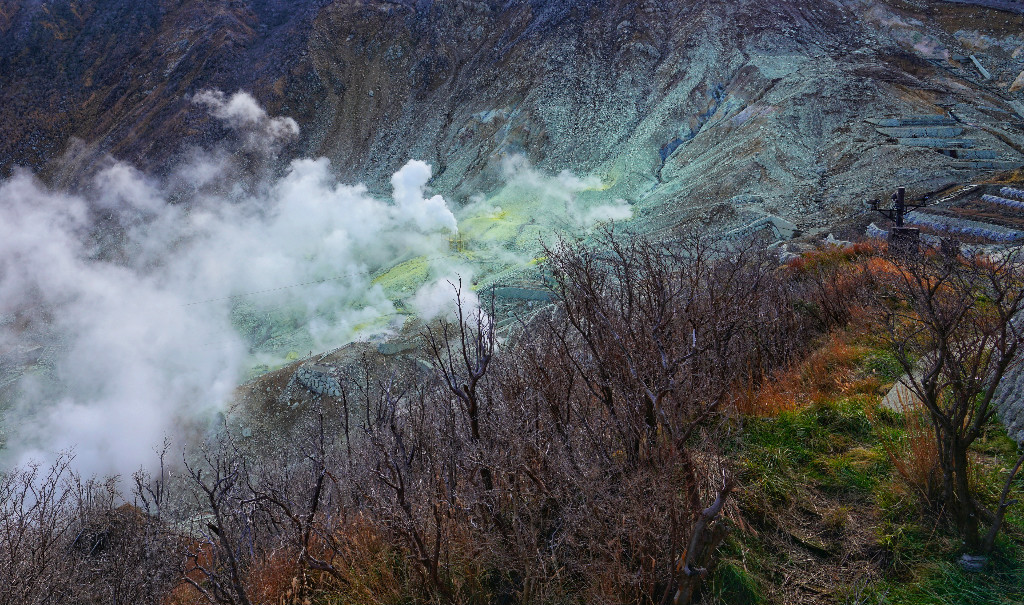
[2,1,1024,603]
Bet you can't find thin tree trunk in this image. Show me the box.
[953,446,982,553]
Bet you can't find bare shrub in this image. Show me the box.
[0,456,81,605]
[786,241,880,332]
[0,453,183,605]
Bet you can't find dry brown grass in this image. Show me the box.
[165,539,216,605]
[164,516,419,605]
[732,241,894,418]
[872,389,941,508]
[271,516,419,605]
[738,335,873,417]
[246,551,302,605]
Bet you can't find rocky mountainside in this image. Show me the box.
[5,0,1024,485]
[2,0,1024,235]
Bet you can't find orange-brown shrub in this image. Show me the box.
[785,242,882,331]
[785,240,881,273]
[165,540,214,605]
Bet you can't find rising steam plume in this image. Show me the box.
[0,91,461,475]
[0,91,631,476]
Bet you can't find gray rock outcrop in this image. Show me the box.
[994,362,1024,443]
[295,364,342,398]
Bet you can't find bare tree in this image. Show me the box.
[424,279,497,491]
[244,407,353,599]
[0,455,80,605]
[180,442,256,605]
[350,361,470,600]
[878,246,1024,558]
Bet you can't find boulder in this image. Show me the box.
[823,233,854,249]
[1011,70,1024,93]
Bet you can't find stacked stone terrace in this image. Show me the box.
[995,359,1024,443]
[982,188,1024,210]
[295,364,342,398]
[869,115,1021,171]
[901,185,1024,242]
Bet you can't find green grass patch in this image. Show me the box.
[726,375,1024,605]
[817,446,888,497]
[737,399,880,521]
[708,559,766,605]
[862,349,904,383]
[869,554,1024,604]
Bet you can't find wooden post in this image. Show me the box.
[894,187,906,227]
[888,188,920,254]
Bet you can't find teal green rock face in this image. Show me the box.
[3,1,1023,236]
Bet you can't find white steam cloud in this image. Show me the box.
[497,155,632,228]
[192,89,300,144]
[0,91,456,475]
[392,160,459,234]
[410,276,480,322]
[0,93,630,477]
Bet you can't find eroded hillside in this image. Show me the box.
[1,0,1023,235]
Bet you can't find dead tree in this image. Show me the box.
[244,407,351,598]
[0,454,183,605]
[0,456,79,605]
[345,359,462,599]
[181,444,255,605]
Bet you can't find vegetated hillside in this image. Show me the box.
[2,0,1024,234]
[2,237,1023,605]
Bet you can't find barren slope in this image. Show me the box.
[1,0,1023,233]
